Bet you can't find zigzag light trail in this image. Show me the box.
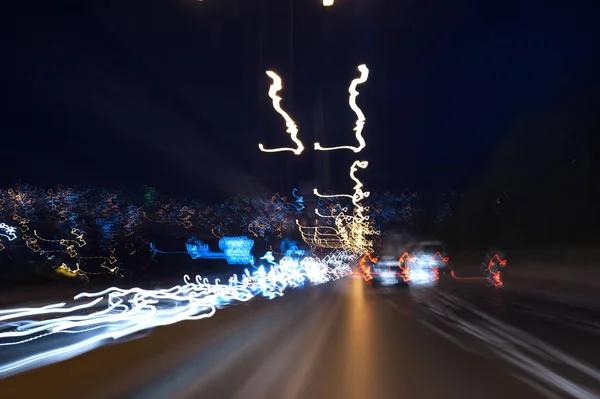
[258,71,304,155]
[299,160,378,254]
[292,64,379,255]
[0,250,354,378]
[314,64,369,153]
[0,62,374,380]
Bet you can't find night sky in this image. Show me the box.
[2,0,599,203]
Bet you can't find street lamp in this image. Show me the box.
[323,0,334,6]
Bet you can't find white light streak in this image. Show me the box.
[258,71,304,155]
[314,64,369,153]
[0,251,353,377]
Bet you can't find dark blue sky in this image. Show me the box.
[2,0,599,202]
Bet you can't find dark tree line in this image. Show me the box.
[438,88,599,250]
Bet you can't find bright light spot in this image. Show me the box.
[219,236,255,265]
[0,223,17,241]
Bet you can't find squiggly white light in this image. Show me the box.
[258,71,304,155]
[0,250,353,377]
[314,64,369,153]
[0,222,17,251]
[257,64,377,253]
[298,160,379,254]
[0,223,17,241]
[314,160,370,209]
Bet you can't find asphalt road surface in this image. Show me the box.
[1,275,599,399]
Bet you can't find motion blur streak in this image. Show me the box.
[0,251,353,377]
[341,275,373,398]
[430,291,600,399]
[450,253,508,287]
[314,64,369,153]
[258,71,304,155]
[298,160,379,254]
[229,296,340,399]
[2,273,600,398]
[0,223,18,242]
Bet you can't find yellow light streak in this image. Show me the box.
[56,263,85,280]
[314,64,369,153]
[56,258,120,280]
[255,63,379,254]
[298,161,379,254]
[258,71,304,155]
[313,189,353,200]
[314,161,369,208]
[315,205,348,219]
[12,215,30,233]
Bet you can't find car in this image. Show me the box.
[369,255,409,288]
[401,240,453,274]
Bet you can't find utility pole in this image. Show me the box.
[314,93,330,190]
[258,0,295,193]
[316,5,331,192]
[257,0,267,182]
[286,0,295,195]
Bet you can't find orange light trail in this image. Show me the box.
[450,253,507,287]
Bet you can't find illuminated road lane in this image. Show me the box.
[1,276,599,398]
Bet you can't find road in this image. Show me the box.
[1,275,599,399]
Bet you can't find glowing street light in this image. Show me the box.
[314,64,370,153]
[323,0,334,6]
[258,71,304,155]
